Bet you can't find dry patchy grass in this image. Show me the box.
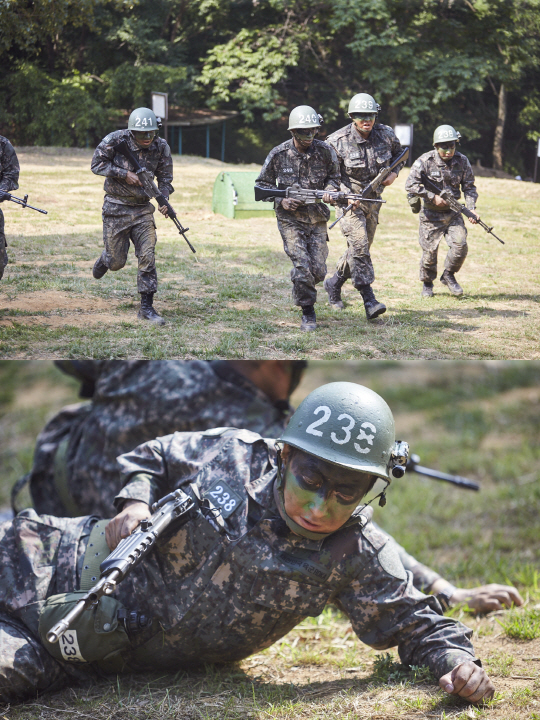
[0,148,538,358]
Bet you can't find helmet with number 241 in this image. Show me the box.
[280,382,398,481]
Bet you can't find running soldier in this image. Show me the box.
[0,382,495,704]
[405,125,478,297]
[91,108,174,325]
[324,93,405,320]
[256,106,340,331]
[0,136,20,280]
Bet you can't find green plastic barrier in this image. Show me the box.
[212,171,275,219]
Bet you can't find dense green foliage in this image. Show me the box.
[0,0,539,171]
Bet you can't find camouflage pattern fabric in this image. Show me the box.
[276,217,329,306]
[373,523,441,593]
[0,136,20,281]
[29,361,293,519]
[100,198,158,293]
[404,150,477,282]
[0,429,478,702]
[326,123,404,286]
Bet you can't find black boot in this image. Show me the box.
[92,257,108,279]
[138,292,165,325]
[440,270,463,297]
[323,273,345,309]
[422,282,434,297]
[300,304,317,332]
[358,285,386,320]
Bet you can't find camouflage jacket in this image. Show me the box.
[91,129,173,206]
[110,428,477,678]
[405,150,478,212]
[0,136,20,193]
[256,138,340,224]
[29,361,292,518]
[326,123,404,195]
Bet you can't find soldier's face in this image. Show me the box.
[281,446,376,534]
[350,113,376,137]
[132,130,156,148]
[435,141,456,161]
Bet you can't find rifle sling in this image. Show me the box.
[79,519,111,591]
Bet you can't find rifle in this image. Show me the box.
[329,146,409,229]
[406,453,480,491]
[254,185,385,206]
[0,191,47,214]
[420,171,505,245]
[113,140,196,255]
[46,488,203,644]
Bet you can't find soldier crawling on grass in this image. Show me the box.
[405,125,479,298]
[0,136,20,281]
[91,107,174,325]
[256,106,340,331]
[0,382,496,704]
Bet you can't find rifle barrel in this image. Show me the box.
[410,463,480,491]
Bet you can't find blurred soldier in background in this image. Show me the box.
[405,125,478,298]
[91,108,173,325]
[0,136,20,280]
[256,106,340,331]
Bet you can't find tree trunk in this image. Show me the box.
[492,83,506,171]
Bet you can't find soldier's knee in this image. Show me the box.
[108,259,126,271]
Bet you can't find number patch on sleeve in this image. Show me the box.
[59,630,86,662]
[205,479,243,519]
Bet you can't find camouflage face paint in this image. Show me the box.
[435,142,456,161]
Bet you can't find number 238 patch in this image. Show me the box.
[204,479,243,519]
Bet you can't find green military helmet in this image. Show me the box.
[433,124,461,145]
[128,107,159,132]
[288,105,322,131]
[280,382,405,481]
[348,93,381,115]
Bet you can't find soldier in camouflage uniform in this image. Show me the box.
[323,93,405,320]
[0,382,495,704]
[0,136,20,280]
[256,106,340,331]
[91,108,174,325]
[405,125,479,298]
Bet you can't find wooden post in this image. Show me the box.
[221,121,226,162]
[206,124,210,158]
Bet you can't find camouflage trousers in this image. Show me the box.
[419,208,468,283]
[0,209,7,280]
[0,511,97,702]
[277,216,328,307]
[100,198,158,294]
[335,205,380,287]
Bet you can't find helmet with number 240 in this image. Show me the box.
[280,382,397,481]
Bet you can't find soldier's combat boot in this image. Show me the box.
[138,292,165,325]
[422,282,434,297]
[324,273,345,309]
[440,270,463,297]
[358,285,386,320]
[300,305,317,332]
[92,257,108,279]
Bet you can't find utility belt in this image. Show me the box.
[38,519,152,671]
[423,201,456,214]
[104,195,151,207]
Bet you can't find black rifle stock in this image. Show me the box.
[1,192,47,214]
[420,172,505,245]
[406,453,480,491]
[114,140,196,254]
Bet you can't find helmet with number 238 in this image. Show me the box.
[280,382,398,481]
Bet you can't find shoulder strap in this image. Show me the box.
[80,519,110,591]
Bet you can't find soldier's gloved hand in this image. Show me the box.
[439,662,495,703]
[381,171,398,187]
[282,198,302,211]
[106,500,151,550]
[433,194,449,208]
[125,170,142,186]
[450,584,523,613]
[467,210,479,225]
[0,191,8,202]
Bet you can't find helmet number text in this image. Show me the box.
[298,114,319,124]
[305,407,377,454]
[354,99,374,110]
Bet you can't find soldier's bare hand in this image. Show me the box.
[158,204,169,217]
[439,662,495,704]
[322,192,335,205]
[451,584,523,613]
[433,195,449,208]
[350,199,362,210]
[282,198,302,211]
[106,500,151,550]
[381,171,397,187]
[467,210,479,225]
[125,170,142,186]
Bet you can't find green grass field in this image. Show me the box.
[0,148,538,359]
[1,360,539,718]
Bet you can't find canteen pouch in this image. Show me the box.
[39,592,130,664]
